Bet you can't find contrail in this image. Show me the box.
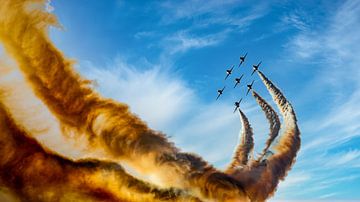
[226,109,254,172]
[251,91,281,162]
[0,1,250,201]
[0,102,201,202]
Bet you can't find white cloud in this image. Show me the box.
[287,0,360,149]
[300,90,360,152]
[160,0,243,21]
[277,171,312,189]
[133,1,268,56]
[78,57,195,132]
[288,34,322,59]
[325,150,360,167]
[272,1,360,199]
[164,29,230,54]
[318,91,360,134]
[281,11,310,32]
[159,0,268,29]
[288,0,360,72]
[152,0,269,55]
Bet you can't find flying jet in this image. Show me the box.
[246,80,255,96]
[216,86,226,100]
[233,98,243,113]
[238,53,248,67]
[224,65,235,80]
[251,61,262,75]
[234,74,244,88]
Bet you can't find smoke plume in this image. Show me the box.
[228,71,301,201]
[226,109,254,171]
[0,102,202,202]
[0,0,300,201]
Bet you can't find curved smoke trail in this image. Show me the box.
[226,109,254,172]
[230,71,300,201]
[0,1,249,201]
[252,91,281,161]
[0,102,201,202]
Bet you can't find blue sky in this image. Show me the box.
[48,0,360,201]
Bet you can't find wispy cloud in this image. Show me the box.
[277,171,312,190]
[159,0,243,22]
[287,34,322,59]
[78,57,195,132]
[300,90,360,152]
[159,0,268,28]
[163,29,230,54]
[281,13,309,32]
[273,0,360,199]
[137,0,270,55]
[288,0,360,70]
[318,192,339,199]
[287,0,360,143]
[325,149,360,167]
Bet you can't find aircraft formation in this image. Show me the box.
[216,52,262,113]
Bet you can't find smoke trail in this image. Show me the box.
[250,70,300,201]
[0,1,250,201]
[226,109,254,172]
[0,102,202,202]
[0,54,110,161]
[251,91,281,161]
[230,71,300,201]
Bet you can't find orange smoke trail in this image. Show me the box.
[252,91,281,161]
[0,102,201,202]
[226,109,254,172]
[0,1,249,201]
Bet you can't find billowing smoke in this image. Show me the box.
[0,1,248,201]
[226,109,254,171]
[0,102,200,202]
[228,71,301,201]
[0,0,300,201]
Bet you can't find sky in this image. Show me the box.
[47,0,360,201]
